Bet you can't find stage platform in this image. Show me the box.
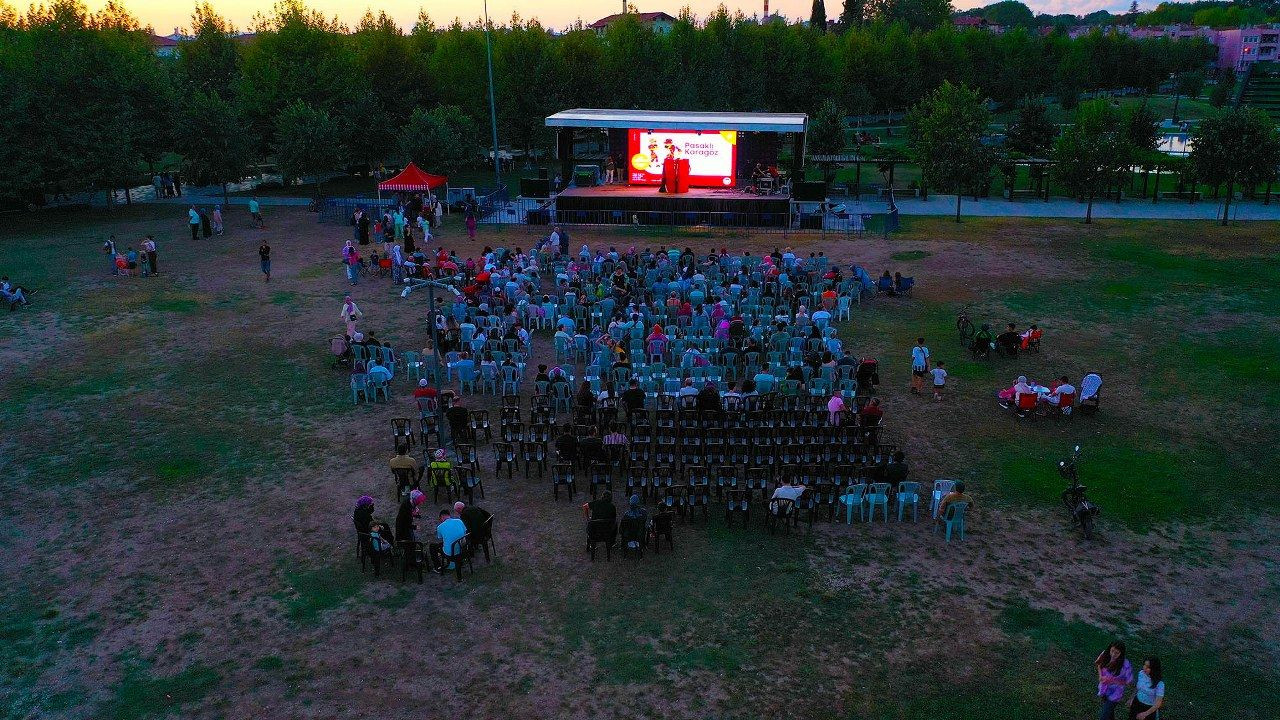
[549,184,791,227]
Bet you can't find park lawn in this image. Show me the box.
[0,206,1276,719]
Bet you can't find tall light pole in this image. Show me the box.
[483,0,502,197]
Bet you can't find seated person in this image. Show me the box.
[770,477,806,515]
[1044,376,1076,407]
[555,429,578,463]
[1,277,31,310]
[431,508,468,573]
[456,501,493,543]
[413,378,438,399]
[366,356,393,382]
[859,397,884,425]
[1020,324,1042,350]
[995,323,1020,357]
[390,442,422,480]
[936,481,975,522]
[999,375,1035,403]
[579,427,605,463]
[971,323,993,356]
[884,451,909,490]
[695,382,722,413]
[620,379,646,414]
[584,492,617,522]
[877,271,895,295]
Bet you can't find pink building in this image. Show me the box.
[1217,26,1280,70]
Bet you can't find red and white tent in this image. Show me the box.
[377,162,448,207]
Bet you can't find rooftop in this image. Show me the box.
[546,108,807,133]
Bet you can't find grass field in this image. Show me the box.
[0,206,1276,719]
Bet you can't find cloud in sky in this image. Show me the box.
[89,0,1135,35]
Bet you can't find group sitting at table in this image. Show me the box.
[998,374,1079,414]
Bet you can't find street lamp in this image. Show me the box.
[483,0,502,197]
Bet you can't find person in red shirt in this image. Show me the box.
[413,378,438,399]
[859,397,884,425]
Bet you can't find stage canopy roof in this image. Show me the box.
[546,109,807,133]
[378,162,448,191]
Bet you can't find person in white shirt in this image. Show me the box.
[931,361,948,401]
[676,378,699,398]
[770,478,806,516]
[187,206,201,241]
[1046,376,1076,407]
[910,337,930,395]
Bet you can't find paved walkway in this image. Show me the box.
[847,193,1280,221]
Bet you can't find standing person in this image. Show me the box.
[143,235,158,276]
[103,235,118,275]
[200,207,212,239]
[931,360,947,401]
[249,196,263,228]
[910,336,930,395]
[152,173,163,200]
[211,205,223,235]
[433,197,443,230]
[1129,657,1164,720]
[465,207,477,241]
[259,241,271,282]
[604,156,616,184]
[172,172,182,197]
[187,206,200,241]
[358,208,370,246]
[1095,641,1134,720]
[342,241,360,286]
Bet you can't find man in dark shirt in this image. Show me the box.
[555,429,578,464]
[587,493,616,522]
[457,501,493,539]
[445,396,470,442]
[695,382,722,413]
[259,243,271,282]
[884,451,909,490]
[996,323,1020,357]
[579,427,605,464]
[621,380,646,415]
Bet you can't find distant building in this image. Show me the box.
[1216,26,1280,70]
[150,34,180,57]
[588,11,677,36]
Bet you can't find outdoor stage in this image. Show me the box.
[553,184,791,227]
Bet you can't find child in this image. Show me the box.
[931,360,947,401]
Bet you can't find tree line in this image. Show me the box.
[0,0,1218,203]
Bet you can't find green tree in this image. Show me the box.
[1190,107,1280,226]
[907,80,993,222]
[1052,100,1130,223]
[810,0,828,31]
[809,99,847,155]
[839,0,865,29]
[400,105,480,176]
[870,0,955,31]
[982,1,1036,26]
[273,100,340,199]
[1208,68,1236,108]
[179,3,241,94]
[1006,98,1056,155]
[1171,70,1204,123]
[176,91,253,205]
[1124,101,1160,153]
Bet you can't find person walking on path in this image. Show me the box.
[212,205,223,235]
[1095,641,1134,720]
[188,206,200,241]
[465,208,477,241]
[910,336,930,395]
[249,197,263,228]
[1128,656,1164,720]
[259,242,271,282]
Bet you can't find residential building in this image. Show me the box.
[588,11,678,36]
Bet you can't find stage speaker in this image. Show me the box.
[526,209,550,226]
[574,170,596,187]
[792,181,828,201]
[521,178,549,198]
[538,168,548,179]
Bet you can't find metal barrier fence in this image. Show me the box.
[317,196,395,224]
[476,197,879,238]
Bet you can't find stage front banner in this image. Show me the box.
[627,129,737,188]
